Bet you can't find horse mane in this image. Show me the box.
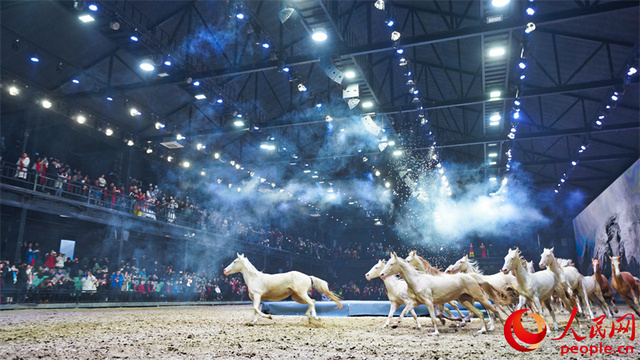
[556,258,574,268]
[465,257,484,275]
[239,256,260,274]
[416,255,443,275]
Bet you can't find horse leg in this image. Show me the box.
[384,302,398,328]
[251,294,270,324]
[461,300,487,334]
[409,307,422,329]
[578,283,594,320]
[393,303,413,328]
[592,288,612,318]
[448,301,467,326]
[542,298,559,332]
[292,292,318,321]
[424,300,440,335]
[516,295,527,311]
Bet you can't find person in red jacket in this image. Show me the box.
[44,250,57,269]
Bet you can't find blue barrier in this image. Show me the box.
[262,300,487,317]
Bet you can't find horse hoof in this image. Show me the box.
[460,322,466,327]
[268,315,273,319]
[476,329,487,334]
[488,327,495,332]
[391,324,399,329]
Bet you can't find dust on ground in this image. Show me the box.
[0,304,637,359]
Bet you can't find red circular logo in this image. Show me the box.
[503,309,547,352]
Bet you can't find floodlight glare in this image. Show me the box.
[490,113,502,121]
[139,60,154,71]
[311,29,328,42]
[76,115,86,124]
[390,31,401,41]
[488,47,506,57]
[194,94,206,100]
[362,100,374,108]
[41,100,52,109]
[127,140,134,146]
[8,86,20,96]
[78,14,95,23]
[234,120,245,127]
[344,70,356,79]
[489,90,501,98]
[105,128,113,136]
[491,0,510,7]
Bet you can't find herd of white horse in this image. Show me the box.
[223,249,640,335]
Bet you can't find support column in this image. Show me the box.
[12,207,28,264]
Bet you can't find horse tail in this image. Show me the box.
[478,281,512,306]
[310,276,343,310]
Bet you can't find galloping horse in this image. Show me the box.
[502,248,576,331]
[381,253,506,334]
[224,253,342,324]
[365,259,422,329]
[539,248,588,317]
[609,256,640,316]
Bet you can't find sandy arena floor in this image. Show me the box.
[0,304,638,359]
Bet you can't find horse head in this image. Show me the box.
[445,256,466,274]
[591,258,601,273]
[379,252,400,280]
[223,253,245,275]
[539,247,554,269]
[501,248,519,274]
[365,259,385,281]
[526,260,535,274]
[609,256,621,276]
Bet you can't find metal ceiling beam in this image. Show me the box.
[61,1,638,99]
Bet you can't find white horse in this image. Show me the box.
[223,253,342,324]
[580,274,613,318]
[443,254,516,319]
[539,248,589,317]
[365,259,421,329]
[502,248,575,331]
[380,252,505,334]
[405,251,469,323]
[526,261,536,274]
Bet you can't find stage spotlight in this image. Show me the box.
[312,29,328,42]
[392,150,402,157]
[390,31,401,41]
[260,143,276,151]
[155,122,165,129]
[78,14,95,22]
[193,80,200,86]
[194,94,206,100]
[72,79,80,84]
[196,143,206,150]
[167,156,173,162]
[130,35,139,42]
[12,39,20,51]
[76,115,86,124]
[105,128,113,136]
[88,3,98,11]
[236,12,245,20]
[526,7,535,15]
[518,60,527,69]
[374,0,385,11]
[216,98,224,104]
[344,70,356,79]
[41,99,52,109]
[129,108,141,116]
[513,111,520,119]
[146,148,153,154]
[30,54,40,63]
[489,90,501,99]
[127,139,134,146]
[571,160,578,166]
[214,153,220,159]
[488,47,506,57]
[386,19,394,27]
[525,22,536,33]
[234,120,245,127]
[362,100,374,109]
[8,86,20,96]
[110,20,120,30]
[176,134,185,140]
[106,96,113,101]
[261,42,270,49]
[182,161,190,168]
[492,0,510,7]
[200,171,206,176]
[627,67,637,76]
[297,83,307,92]
[139,59,155,71]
